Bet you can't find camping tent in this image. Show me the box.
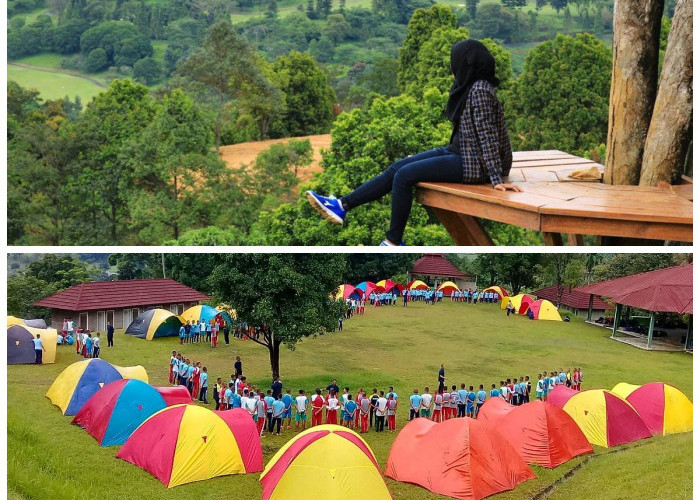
[24,318,48,328]
[155,386,194,406]
[261,425,392,500]
[7,325,58,364]
[477,399,593,468]
[125,309,182,340]
[484,286,509,300]
[386,418,535,500]
[611,382,692,435]
[526,299,562,321]
[7,316,25,327]
[46,359,148,415]
[437,281,460,294]
[377,279,402,294]
[518,295,535,315]
[116,406,263,488]
[408,280,429,291]
[71,379,168,446]
[546,385,579,408]
[355,281,377,296]
[179,305,219,325]
[556,390,652,448]
[501,293,532,311]
[335,284,364,300]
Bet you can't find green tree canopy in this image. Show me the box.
[210,254,347,378]
[269,51,336,137]
[505,33,612,156]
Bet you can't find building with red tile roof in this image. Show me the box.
[34,279,210,332]
[533,285,611,319]
[409,254,475,289]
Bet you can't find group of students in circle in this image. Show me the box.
[410,368,584,421]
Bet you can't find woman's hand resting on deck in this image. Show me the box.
[493,183,522,192]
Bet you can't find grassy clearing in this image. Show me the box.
[7,64,105,102]
[11,53,65,69]
[7,301,692,500]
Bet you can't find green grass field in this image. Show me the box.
[7,63,106,103]
[7,302,692,500]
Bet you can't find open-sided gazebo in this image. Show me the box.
[575,264,692,350]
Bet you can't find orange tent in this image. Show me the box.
[386,418,535,500]
[477,399,593,468]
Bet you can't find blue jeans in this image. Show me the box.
[341,147,462,243]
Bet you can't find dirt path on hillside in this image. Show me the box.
[8,62,107,88]
[219,134,332,186]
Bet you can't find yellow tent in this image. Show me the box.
[437,281,460,293]
[612,382,692,436]
[409,280,429,290]
[530,299,563,321]
[114,364,149,383]
[7,316,25,327]
[561,390,651,448]
[610,382,641,400]
[7,325,57,364]
[260,425,392,500]
[501,293,530,311]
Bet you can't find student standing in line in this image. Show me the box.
[257,393,267,437]
[457,384,468,418]
[326,391,339,425]
[359,392,370,433]
[374,391,388,431]
[92,332,100,358]
[369,389,379,428]
[386,394,397,431]
[199,367,209,404]
[476,385,487,416]
[467,386,477,418]
[490,384,501,399]
[344,394,358,430]
[295,390,309,432]
[84,333,93,359]
[213,377,222,408]
[537,373,545,401]
[271,395,286,436]
[432,390,443,422]
[282,389,294,430]
[265,391,276,434]
[421,387,433,418]
[409,389,422,421]
[169,351,178,385]
[311,389,325,427]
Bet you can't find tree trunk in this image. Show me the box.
[268,340,281,379]
[639,0,693,186]
[603,0,664,185]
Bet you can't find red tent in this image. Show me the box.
[477,399,593,468]
[385,418,535,500]
[518,295,535,315]
[155,386,194,406]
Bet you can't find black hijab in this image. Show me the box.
[445,40,500,127]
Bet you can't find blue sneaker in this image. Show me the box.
[380,240,405,246]
[306,190,346,225]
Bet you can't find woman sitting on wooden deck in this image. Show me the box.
[306,39,521,246]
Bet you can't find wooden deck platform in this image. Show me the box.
[416,150,693,245]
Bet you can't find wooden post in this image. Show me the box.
[639,0,693,185]
[647,312,656,349]
[587,294,594,322]
[685,316,692,351]
[604,0,664,185]
[612,304,621,338]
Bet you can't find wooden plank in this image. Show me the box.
[513,158,599,168]
[543,232,564,245]
[417,182,559,212]
[539,196,693,224]
[521,170,560,183]
[567,234,585,246]
[416,188,542,230]
[431,208,494,246]
[540,215,693,242]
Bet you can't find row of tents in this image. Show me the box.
[125,305,235,341]
[387,381,692,499]
[501,293,563,321]
[45,356,692,497]
[46,358,263,487]
[336,281,509,300]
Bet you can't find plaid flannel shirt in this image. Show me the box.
[458,80,512,186]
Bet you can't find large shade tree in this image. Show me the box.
[210,254,346,379]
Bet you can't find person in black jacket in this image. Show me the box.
[306,39,520,246]
[106,322,114,347]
